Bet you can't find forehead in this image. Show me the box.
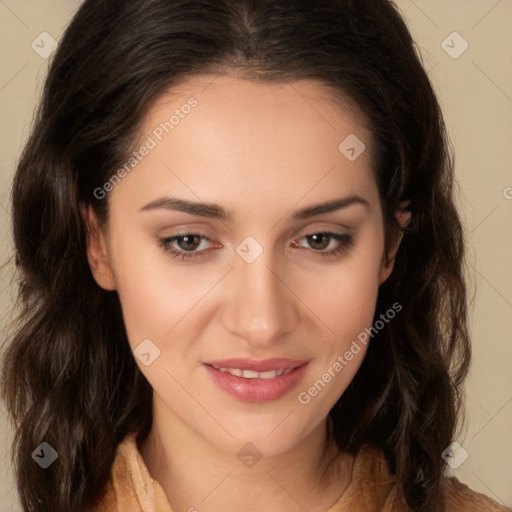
[109,74,378,218]
[142,74,369,142]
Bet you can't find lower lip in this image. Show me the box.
[203,363,309,402]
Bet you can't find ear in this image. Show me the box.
[80,203,117,291]
[379,201,411,285]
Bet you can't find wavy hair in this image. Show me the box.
[1,0,470,510]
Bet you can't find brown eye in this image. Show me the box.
[292,232,354,259]
[175,234,203,251]
[306,233,331,251]
[158,233,215,261]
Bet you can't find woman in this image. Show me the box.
[1,0,509,511]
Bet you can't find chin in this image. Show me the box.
[203,419,311,458]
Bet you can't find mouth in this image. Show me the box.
[203,357,309,373]
[202,359,309,402]
[208,366,295,379]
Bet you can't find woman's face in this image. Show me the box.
[85,75,406,456]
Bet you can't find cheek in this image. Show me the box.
[298,235,384,341]
[108,233,188,348]
[295,260,381,411]
[110,216,384,355]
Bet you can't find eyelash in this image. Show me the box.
[158,231,354,261]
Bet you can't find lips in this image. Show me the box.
[203,358,310,402]
[204,358,308,373]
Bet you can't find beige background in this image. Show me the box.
[1,1,511,510]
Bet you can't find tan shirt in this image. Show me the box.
[92,431,511,511]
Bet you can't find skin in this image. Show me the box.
[83,75,411,512]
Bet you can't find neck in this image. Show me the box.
[138,401,354,512]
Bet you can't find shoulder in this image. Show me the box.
[441,475,512,512]
[89,431,172,512]
[88,432,138,511]
[336,444,510,512]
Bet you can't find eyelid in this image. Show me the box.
[158,233,217,252]
[158,228,354,261]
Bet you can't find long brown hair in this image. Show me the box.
[1,0,470,510]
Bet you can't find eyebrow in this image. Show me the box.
[139,194,370,222]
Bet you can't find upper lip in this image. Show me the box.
[204,358,309,372]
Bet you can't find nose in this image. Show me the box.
[221,251,300,348]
